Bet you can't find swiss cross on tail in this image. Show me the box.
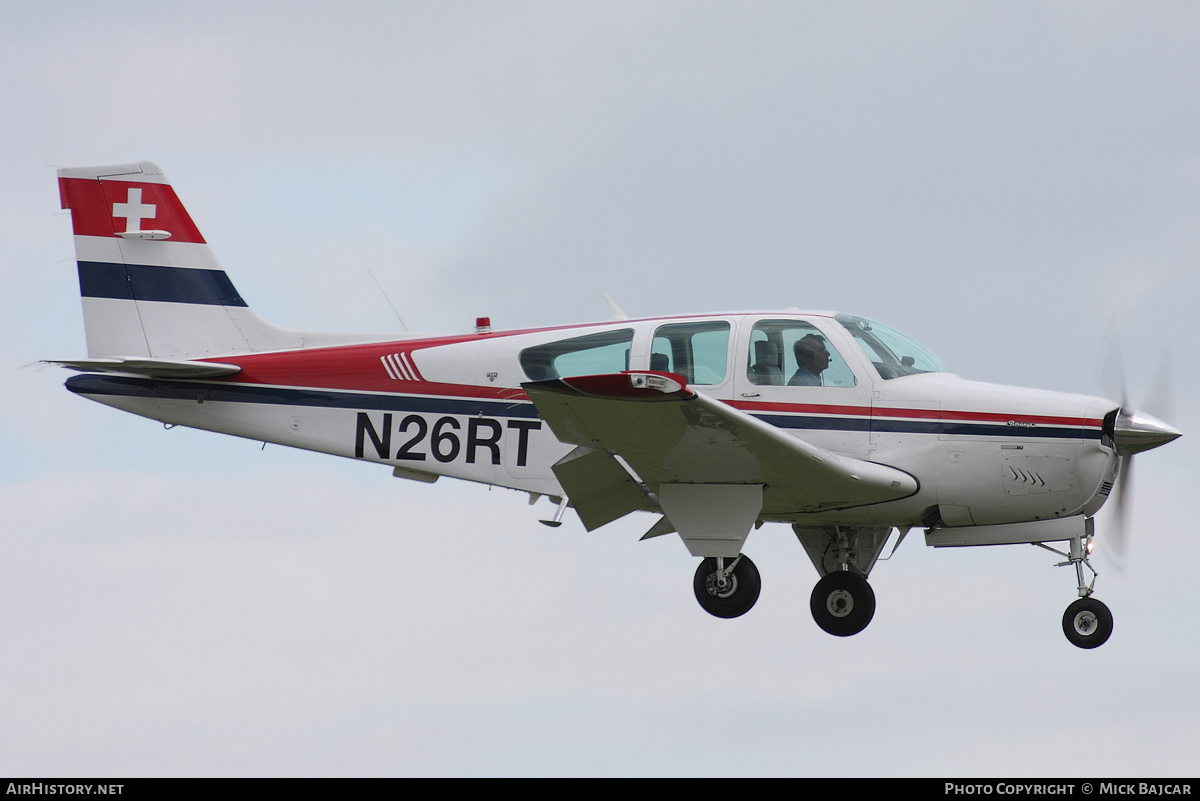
[112,188,157,235]
[108,186,171,240]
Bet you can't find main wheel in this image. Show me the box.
[1062,597,1113,649]
[810,571,875,636]
[693,555,761,619]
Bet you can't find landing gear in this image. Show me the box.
[792,525,885,637]
[810,570,876,636]
[1035,520,1115,649]
[693,554,761,619]
[1062,597,1113,649]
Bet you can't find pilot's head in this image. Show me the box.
[794,334,831,373]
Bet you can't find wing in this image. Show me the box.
[523,372,918,555]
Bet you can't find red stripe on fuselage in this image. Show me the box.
[201,337,525,400]
[197,338,1103,430]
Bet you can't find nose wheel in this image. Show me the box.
[1062,597,1113,649]
[693,554,761,618]
[810,570,875,636]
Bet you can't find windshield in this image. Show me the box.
[836,315,949,379]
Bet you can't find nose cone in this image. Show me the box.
[1112,408,1182,455]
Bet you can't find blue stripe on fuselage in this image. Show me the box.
[65,374,540,419]
[755,412,1097,439]
[66,374,1100,440]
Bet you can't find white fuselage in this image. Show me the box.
[66,311,1121,532]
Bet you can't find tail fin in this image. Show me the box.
[58,161,306,359]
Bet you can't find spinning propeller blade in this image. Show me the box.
[1101,346,1180,564]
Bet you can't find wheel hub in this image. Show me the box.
[825,589,854,618]
[706,572,739,599]
[1072,610,1098,636]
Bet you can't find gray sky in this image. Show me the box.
[3,1,1198,777]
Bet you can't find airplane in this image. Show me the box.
[48,161,1182,649]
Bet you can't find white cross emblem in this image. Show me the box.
[112,188,156,234]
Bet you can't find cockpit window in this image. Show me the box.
[836,315,948,379]
[519,328,635,381]
[746,320,856,387]
[651,320,730,385]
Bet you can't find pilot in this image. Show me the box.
[789,334,830,386]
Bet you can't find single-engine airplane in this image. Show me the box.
[49,161,1182,648]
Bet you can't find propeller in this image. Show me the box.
[1101,347,1181,564]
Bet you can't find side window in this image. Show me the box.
[746,320,857,388]
[519,328,634,381]
[650,321,730,385]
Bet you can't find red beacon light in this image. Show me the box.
[475,316,492,334]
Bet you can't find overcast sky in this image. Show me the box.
[2,1,1198,777]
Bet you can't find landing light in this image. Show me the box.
[629,373,683,393]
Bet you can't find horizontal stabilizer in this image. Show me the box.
[45,357,241,379]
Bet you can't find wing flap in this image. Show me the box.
[552,445,656,531]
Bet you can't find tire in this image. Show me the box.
[810,571,876,636]
[1062,597,1113,649]
[693,555,761,619]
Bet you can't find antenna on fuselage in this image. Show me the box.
[603,292,628,322]
[367,269,412,333]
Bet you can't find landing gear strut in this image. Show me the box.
[693,554,761,619]
[1036,522,1114,649]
